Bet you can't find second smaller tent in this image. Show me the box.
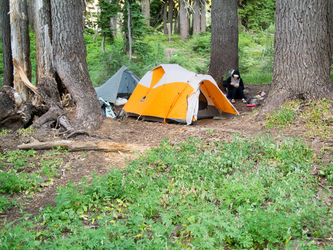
[95,65,140,104]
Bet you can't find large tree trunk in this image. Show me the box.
[328,0,333,64]
[50,0,103,132]
[192,0,200,35]
[261,0,333,115]
[209,0,238,83]
[141,0,150,27]
[10,0,31,105]
[0,0,14,87]
[179,0,190,41]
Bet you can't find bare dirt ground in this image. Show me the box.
[1,84,332,225]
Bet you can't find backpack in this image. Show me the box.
[228,69,235,77]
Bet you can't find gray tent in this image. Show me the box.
[95,65,140,104]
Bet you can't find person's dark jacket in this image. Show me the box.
[222,69,245,99]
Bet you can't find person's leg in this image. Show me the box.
[237,88,246,99]
[230,88,237,102]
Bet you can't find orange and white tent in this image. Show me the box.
[123,64,239,125]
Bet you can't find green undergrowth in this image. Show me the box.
[264,99,333,139]
[0,147,66,212]
[1,135,332,249]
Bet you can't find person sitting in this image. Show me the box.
[223,69,247,103]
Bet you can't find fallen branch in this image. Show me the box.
[18,140,150,153]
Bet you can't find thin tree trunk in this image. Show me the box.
[192,0,200,34]
[261,0,333,115]
[127,2,133,59]
[179,0,190,40]
[111,16,117,37]
[0,0,14,87]
[209,0,238,82]
[10,0,31,105]
[168,0,174,34]
[50,0,103,132]
[102,36,105,53]
[163,1,168,34]
[174,9,179,34]
[200,0,206,33]
[141,0,150,27]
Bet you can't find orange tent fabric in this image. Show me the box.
[123,64,239,124]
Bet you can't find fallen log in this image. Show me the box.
[17,140,150,153]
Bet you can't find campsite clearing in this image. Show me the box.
[1,84,331,228]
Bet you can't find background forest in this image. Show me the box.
[0,0,277,87]
[1,1,333,249]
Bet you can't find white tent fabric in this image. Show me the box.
[123,64,239,124]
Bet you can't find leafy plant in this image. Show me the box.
[2,134,332,249]
[0,149,63,196]
[0,129,8,136]
[0,196,17,212]
[264,103,298,129]
[264,99,333,138]
[300,99,333,139]
[17,127,35,136]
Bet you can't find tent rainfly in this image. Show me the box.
[95,65,140,104]
[123,64,239,125]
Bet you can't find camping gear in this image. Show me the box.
[99,98,116,118]
[247,97,260,107]
[95,65,140,104]
[253,90,266,100]
[123,64,239,125]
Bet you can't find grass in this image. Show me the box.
[0,134,332,248]
[0,147,66,212]
[264,99,333,139]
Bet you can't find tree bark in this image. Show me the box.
[179,0,190,41]
[192,0,201,35]
[141,0,150,27]
[18,140,150,152]
[50,0,103,132]
[328,0,333,64]
[0,0,14,87]
[163,1,168,34]
[33,0,53,85]
[127,2,133,59]
[168,0,174,34]
[209,0,239,82]
[10,0,31,105]
[200,0,206,33]
[174,9,180,34]
[261,0,333,115]
[111,16,117,37]
[28,0,35,31]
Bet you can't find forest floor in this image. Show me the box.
[1,84,332,225]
